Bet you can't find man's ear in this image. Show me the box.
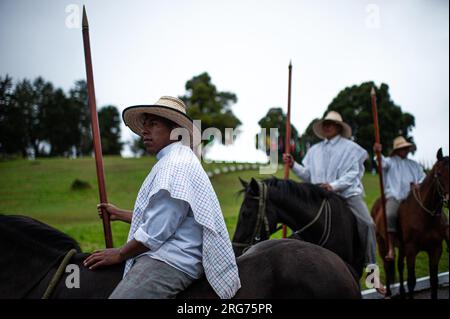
[249,178,260,196]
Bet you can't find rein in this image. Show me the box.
[42,248,77,299]
[293,198,332,246]
[412,172,448,217]
[233,181,332,251]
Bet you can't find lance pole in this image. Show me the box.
[283,61,293,238]
[82,6,113,248]
[370,87,388,257]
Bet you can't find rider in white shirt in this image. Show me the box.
[284,111,385,294]
[373,136,426,261]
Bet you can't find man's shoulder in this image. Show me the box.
[308,141,323,152]
[405,157,423,169]
[339,138,367,155]
[339,137,359,148]
[163,145,205,173]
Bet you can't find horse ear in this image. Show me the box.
[249,178,260,195]
[238,177,248,189]
[437,148,443,161]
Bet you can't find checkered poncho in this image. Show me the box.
[124,143,241,299]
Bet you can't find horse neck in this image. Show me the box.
[417,167,442,213]
[268,188,323,232]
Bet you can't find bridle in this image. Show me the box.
[232,181,333,252]
[232,182,275,251]
[412,168,449,217]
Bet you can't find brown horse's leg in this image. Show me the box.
[397,247,406,298]
[406,249,417,299]
[383,259,394,297]
[428,247,443,299]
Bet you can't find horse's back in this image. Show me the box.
[0,214,82,298]
[234,239,361,299]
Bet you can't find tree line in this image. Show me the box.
[0,72,242,159]
[0,75,122,158]
[1,73,415,165]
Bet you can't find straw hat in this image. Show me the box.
[122,96,201,147]
[391,136,416,155]
[312,111,352,139]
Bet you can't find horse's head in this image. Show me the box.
[232,178,276,256]
[434,148,449,203]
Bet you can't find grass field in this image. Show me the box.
[0,156,448,288]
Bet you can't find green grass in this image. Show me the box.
[0,156,447,289]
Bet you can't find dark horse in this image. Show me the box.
[232,177,365,280]
[0,214,361,299]
[371,148,449,299]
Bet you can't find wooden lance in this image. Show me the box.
[283,61,293,238]
[82,6,113,248]
[370,87,389,257]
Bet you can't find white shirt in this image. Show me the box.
[380,155,426,201]
[134,189,204,279]
[292,135,368,198]
[125,142,241,299]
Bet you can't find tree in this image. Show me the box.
[0,75,27,157]
[40,86,84,157]
[98,105,123,155]
[179,72,241,141]
[258,107,302,162]
[1,76,124,158]
[68,80,92,156]
[12,78,40,157]
[300,81,415,168]
[130,136,145,157]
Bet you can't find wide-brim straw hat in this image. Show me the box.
[122,96,201,147]
[312,111,352,139]
[391,136,416,155]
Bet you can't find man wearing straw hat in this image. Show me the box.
[283,111,384,291]
[84,96,241,299]
[373,136,426,261]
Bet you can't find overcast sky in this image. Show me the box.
[1,0,448,165]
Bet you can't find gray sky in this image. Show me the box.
[1,0,448,165]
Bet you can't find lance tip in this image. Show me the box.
[371,86,376,96]
[82,5,89,28]
[289,60,292,68]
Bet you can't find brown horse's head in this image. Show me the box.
[434,148,449,203]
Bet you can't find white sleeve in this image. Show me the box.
[329,159,360,192]
[292,161,311,182]
[134,189,190,251]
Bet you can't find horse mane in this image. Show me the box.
[0,214,81,253]
[262,177,342,206]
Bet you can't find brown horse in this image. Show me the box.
[371,148,449,298]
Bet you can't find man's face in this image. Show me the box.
[395,147,410,159]
[321,120,342,139]
[141,115,175,155]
